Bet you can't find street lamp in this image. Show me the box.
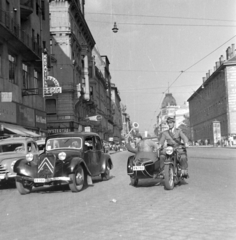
[112,22,119,33]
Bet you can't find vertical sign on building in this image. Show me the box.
[212,120,221,146]
[226,66,236,133]
[42,51,48,98]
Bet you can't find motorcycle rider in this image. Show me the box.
[158,116,189,178]
[125,133,160,176]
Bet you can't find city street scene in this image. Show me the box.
[0,0,236,240]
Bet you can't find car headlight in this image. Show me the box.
[26,153,34,162]
[58,152,66,160]
[166,146,174,155]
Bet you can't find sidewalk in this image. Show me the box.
[191,145,236,149]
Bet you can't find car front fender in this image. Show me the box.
[101,154,113,172]
[66,157,91,176]
[13,159,37,178]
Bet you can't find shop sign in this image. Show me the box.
[0,92,12,102]
[17,105,35,127]
[47,128,70,134]
[212,121,221,145]
[0,102,16,123]
[35,110,47,130]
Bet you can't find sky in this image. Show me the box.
[85,0,236,135]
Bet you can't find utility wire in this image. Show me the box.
[148,34,236,132]
[87,19,236,28]
[111,69,207,73]
[86,12,236,23]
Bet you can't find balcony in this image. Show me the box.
[20,0,34,20]
[0,9,41,61]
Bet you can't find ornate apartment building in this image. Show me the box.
[0,0,50,137]
[47,0,114,139]
[188,44,236,144]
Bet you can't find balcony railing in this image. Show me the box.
[0,9,41,58]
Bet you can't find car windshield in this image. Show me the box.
[46,137,82,150]
[0,143,25,153]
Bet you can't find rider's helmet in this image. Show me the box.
[166,116,175,123]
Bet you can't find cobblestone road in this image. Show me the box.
[0,147,236,240]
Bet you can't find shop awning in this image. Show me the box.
[1,123,40,137]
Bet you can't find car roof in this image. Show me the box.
[46,131,100,140]
[0,136,34,144]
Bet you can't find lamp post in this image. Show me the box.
[112,22,119,33]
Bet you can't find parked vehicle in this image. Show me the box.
[36,139,46,154]
[14,131,113,195]
[0,136,39,184]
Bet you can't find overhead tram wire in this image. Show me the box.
[86,12,236,23]
[87,20,236,28]
[148,34,236,133]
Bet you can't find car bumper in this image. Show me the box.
[0,173,17,181]
[16,175,70,183]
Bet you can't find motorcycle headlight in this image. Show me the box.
[166,146,174,155]
[26,153,34,162]
[58,152,66,160]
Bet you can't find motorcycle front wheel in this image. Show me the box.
[164,165,174,190]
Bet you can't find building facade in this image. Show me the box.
[111,83,122,142]
[0,0,50,137]
[188,44,236,144]
[155,93,189,137]
[47,0,96,134]
[92,46,113,140]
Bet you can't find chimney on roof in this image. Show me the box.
[216,61,220,69]
[231,44,235,57]
[206,71,209,79]
[219,55,224,63]
[226,46,231,60]
[202,77,206,83]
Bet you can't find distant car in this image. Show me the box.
[14,132,113,195]
[0,136,39,184]
[36,139,46,154]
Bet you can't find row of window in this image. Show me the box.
[3,53,39,89]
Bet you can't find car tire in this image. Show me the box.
[15,178,33,195]
[69,165,85,192]
[101,164,110,181]
[130,177,138,187]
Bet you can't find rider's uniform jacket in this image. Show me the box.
[159,128,188,147]
[125,138,158,154]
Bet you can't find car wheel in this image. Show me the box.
[130,177,138,187]
[15,178,33,195]
[69,165,85,192]
[101,164,110,181]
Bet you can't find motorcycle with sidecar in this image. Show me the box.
[127,145,188,190]
[127,151,162,186]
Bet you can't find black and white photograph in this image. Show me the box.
[0,0,236,239]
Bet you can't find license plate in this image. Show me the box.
[34,178,46,183]
[133,166,145,171]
